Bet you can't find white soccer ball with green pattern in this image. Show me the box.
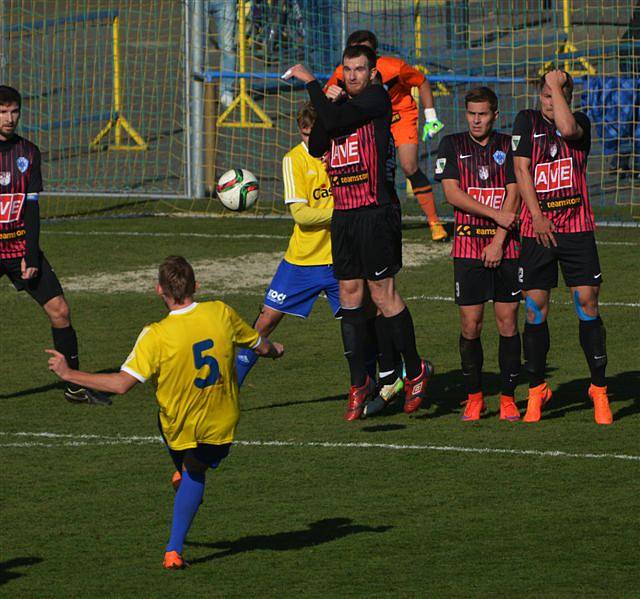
[216,168,259,212]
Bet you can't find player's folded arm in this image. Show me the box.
[289,202,332,227]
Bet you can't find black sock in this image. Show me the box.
[52,326,80,391]
[523,321,549,388]
[364,317,378,380]
[499,333,521,396]
[579,317,607,387]
[374,315,398,385]
[386,307,421,379]
[340,307,367,387]
[459,335,483,394]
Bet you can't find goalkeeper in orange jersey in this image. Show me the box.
[324,29,448,241]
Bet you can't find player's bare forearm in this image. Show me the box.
[418,80,434,109]
[550,87,582,139]
[442,179,496,220]
[492,183,519,246]
[514,157,541,218]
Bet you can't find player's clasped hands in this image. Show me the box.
[493,209,518,231]
[481,241,503,269]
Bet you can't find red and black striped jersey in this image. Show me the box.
[0,135,42,260]
[307,80,398,211]
[434,131,519,259]
[512,109,594,236]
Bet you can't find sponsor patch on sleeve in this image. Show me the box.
[435,158,446,174]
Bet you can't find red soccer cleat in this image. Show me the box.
[403,360,434,414]
[499,394,521,421]
[163,550,187,570]
[344,376,375,421]
[461,391,485,421]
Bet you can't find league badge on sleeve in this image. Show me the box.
[435,158,446,174]
[17,157,29,173]
[511,136,521,151]
[493,150,506,165]
[0,172,10,186]
[479,166,489,180]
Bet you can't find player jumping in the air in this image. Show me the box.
[434,87,521,421]
[46,256,284,569]
[0,85,109,405]
[284,44,433,420]
[512,70,612,424]
[324,30,448,242]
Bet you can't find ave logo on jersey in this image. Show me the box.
[330,133,359,168]
[493,150,506,165]
[511,135,521,151]
[0,172,10,186]
[0,193,26,223]
[16,157,29,173]
[534,157,573,193]
[467,187,505,209]
[435,158,446,174]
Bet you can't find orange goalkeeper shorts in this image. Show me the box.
[391,108,419,146]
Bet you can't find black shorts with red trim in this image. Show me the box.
[454,258,521,305]
[0,252,64,305]
[331,203,402,281]
[519,232,602,290]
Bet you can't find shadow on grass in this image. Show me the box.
[0,557,43,586]
[242,394,344,412]
[186,518,392,564]
[0,368,119,400]
[544,370,639,421]
[360,423,406,433]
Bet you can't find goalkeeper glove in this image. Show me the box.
[422,108,444,141]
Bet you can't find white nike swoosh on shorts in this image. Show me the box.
[374,267,389,276]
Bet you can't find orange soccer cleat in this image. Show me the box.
[461,391,485,421]
[588,384,613,425]
[344,376,375,421]
[171,470,182,492]
[523,382,552,422]
[404,360,434,414]
[499,394,521,421]
[163,550,187,570]
[429,222,449,242]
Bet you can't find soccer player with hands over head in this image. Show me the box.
[47,256,284,569]
[512,69,612,424]
[283,45,433,421]
[435,86,521,421]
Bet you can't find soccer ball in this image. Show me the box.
[216,168,259,212]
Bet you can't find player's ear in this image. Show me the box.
[195,281,201,291]
[370,67,378,82]
[155,283,164,297]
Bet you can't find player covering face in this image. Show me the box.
[435,87,521,421]
[46,256,284,568]
[512,69,612,424]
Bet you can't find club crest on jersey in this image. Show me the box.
[550,143,558,158]
[435,158,446,174]
[511,135,521,151]
[0,172,10,186]
[17,156,29,173]
[493,150,506,165]
[478,166,489,180]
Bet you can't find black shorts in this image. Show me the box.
[454,258,522,305]
[331,203,402,281]
[0,253,64,305]
[520,232,602,290]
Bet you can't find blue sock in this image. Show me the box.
[236,348,259,387]
[166,469,206,553]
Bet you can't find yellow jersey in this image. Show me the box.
[121,301,260,450]
[282,142,333,266]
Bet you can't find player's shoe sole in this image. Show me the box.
[64,386,112,406]
[404,360,434,414]
[499,394,521,421]
[588,384,613,425]
[163,550,187,569]
[363,377,404,417]
[523,383,552,422]
[461,392,485,421]
[344,376,375,421]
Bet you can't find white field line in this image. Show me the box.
[405,295,640,308]
[0,432,638,462]
[41,230,640,246]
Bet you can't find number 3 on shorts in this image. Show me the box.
[192,339,220,388]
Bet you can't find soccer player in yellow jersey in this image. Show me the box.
[235,103,339,385]
[46,256,284,569]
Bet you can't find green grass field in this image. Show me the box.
[1,216,639,597]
